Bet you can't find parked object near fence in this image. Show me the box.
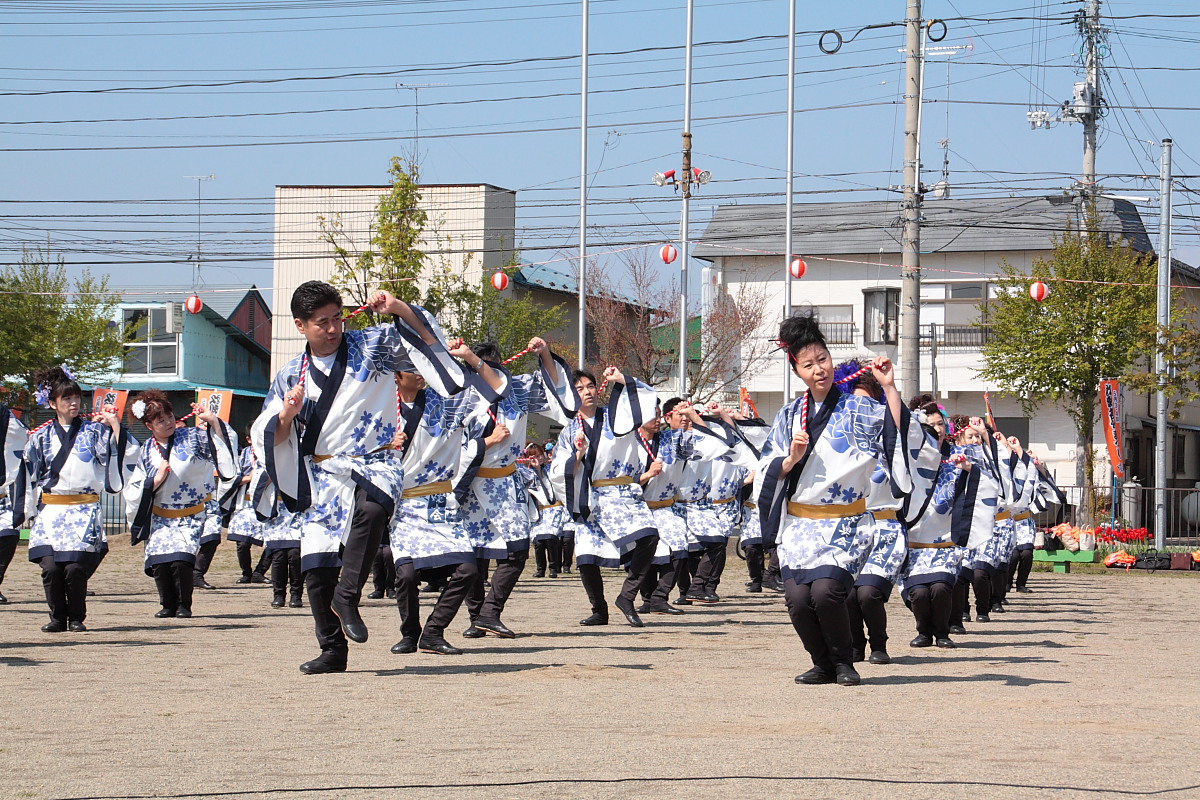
[1180,484,1200,527]
[1035,548,1098,573]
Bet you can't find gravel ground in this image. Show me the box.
[1,541,1198,800]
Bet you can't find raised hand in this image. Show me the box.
[603,365,625,385]
[528,336,547,354]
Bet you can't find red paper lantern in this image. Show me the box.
[660,244,678,264]
[789,258,807,279]
[1029,280,1049,303]
[185,294,203,314]
[491,272,509,291]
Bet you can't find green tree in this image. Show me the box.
[0,248,126,409]
[978,217,1158,491]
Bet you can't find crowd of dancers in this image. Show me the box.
[0,280,1065,683]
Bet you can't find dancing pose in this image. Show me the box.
[0,401,30,604]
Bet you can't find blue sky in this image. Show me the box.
[1,0,1197,307]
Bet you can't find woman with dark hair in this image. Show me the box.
[0,400,31,604]
[125,389,236,619]
[757,312,916,686]
[18,365,133,631]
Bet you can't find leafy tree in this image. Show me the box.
[978,216,1158,491]
[0,248,126,411]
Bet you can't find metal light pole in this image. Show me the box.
[782,0,796,401]
[578,0,589,369]
[677,0,695,397]
[184,174,215,285]
[1154,139,1173,549]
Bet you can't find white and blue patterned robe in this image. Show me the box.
[253,308,467,573]
[1010,453,1040,550]
[459,353,578,560]
[719,419,771,548]
[757,388,914,588]
[226,448,263,545]
[20,418,136,566]
[126,424,237,572]
[959,442,1003,575]
[1,405,30,538]
[900,448,970,596]
[976,437,1027,571]
[639,428,690,565]
[557,378,660,568]
[525,462,569,543]
[674,423,742,548]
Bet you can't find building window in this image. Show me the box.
[815,305,855,345]
[124,307,178,375]
[863,287,899,345]
[1174,433,1188,476]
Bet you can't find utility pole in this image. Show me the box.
[678,0,694,397]
[1080,0,1102,204]
[578,0,589,368]
[898,0,923,397]
[782,0,797,401]
[184,174,215,286]
[396,82,447,171]
[1154,139,1173,550]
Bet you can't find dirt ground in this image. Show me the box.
[1,541,1198,800]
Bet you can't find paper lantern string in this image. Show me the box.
[502,346,534,365]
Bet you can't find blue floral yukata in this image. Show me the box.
[1,405,30,542]
[226,448,264,545]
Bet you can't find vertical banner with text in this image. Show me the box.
[91,389,129,421]
[1099,379,1126,480]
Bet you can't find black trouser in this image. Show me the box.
[152,561,194,614]
[577,535,658,615]
[677,552,701,597]
[395,560,479,640]
[1009,548,1033,589]
[305,566,347,664]
[533,538,562,573]
[193,539,219,579]
[847,583,890,653]
[372,546,396,594]
[560,537,574,570]
[910,581,952,639]
[332,488,388,613]
[990,565,1008,606]
[0,535,18,587]
[40,556,88,623]
[235,540,255,578]
[688,540,727,596]
[745,543,765,584]
[468,550,528,621]
[950,575,969,626]
[270,547,303,598]
[253,548,272,578]
[784,577,854,672]
[647,557,687,604]
[971,568,993,616]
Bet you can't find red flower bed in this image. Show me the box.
[1094,527,1150,545]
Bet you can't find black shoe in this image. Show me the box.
[86,590,96,597]
[638,601,684,615]
[271,597,285,608]
[852,648,866,663]
[419,582,439,593]
[869,650,891,665]
[562,567,572,574]
[386,589,397,599]
[909,634,934,648]
[155,608,176,619]
[366,589,385,600]
[835,664,861,686]
[235,575,252,585]
[991,603,1005,614]
[532,570,545,578]
[419,636,463,655]
[68,621,87,632]
[1000,597,1011,605]
[795,667,835,685]
[703,592,720,603]
[949,624,968,635]
[474,617,517,638]
[674,596,692,606]
[175,608,192,619]
[1015,585,1033,593]
[0,589,8,604]
[330,598,368,643]
[762,576,785,592]
[935,637,957,649]
[41,619,67,633]
[614,597,644,628]
[745,583,762,593]
[579,613,609,626]
[390,637,418,654]
[976,613,991,623]
[288,595,303,609]
[462,624,487,639]
[299,656,347,674]
[250,573,268,584]
[548,570,559,578]
[963,610,972,622]
[194,578,216,590]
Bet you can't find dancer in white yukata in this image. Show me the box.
[126,390,237,619]
[254,281,466,674]
[525,443,567,578]
[635,399,689,615]
[226,433,269,584]
[758,312,914,686]
[18,366,135,631]
[1012,454,1065,593]
[950,417,1003,628]
[556,367,660,628]
[0,400,30,605]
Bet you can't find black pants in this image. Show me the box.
[1008,548,1033,589]
[270,547,303,598]
[306,566,347,663]
[847,583,890,653]
[333,488,389,612]
[395,560,479,640]
[372,546,396,594]
[40,556,88,623]
[577,535,658,615]
[971,568,993,616]
[990,565,1008,606]
[688,540,727,597]
[784,577,854,672]
[193,538,219,579]
[745,544,782,584]
[152,560,194,614]
[560,537,575,571]
[0,535,18,587]
[467,550,528,621]
[235,540,255,577]
[533,539,562,573]
[910,581,952,639]
[950,575,970,626]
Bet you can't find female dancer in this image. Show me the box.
[0,400,30,604]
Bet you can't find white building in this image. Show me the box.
[271,183,516,374]
[694,196,1200,491]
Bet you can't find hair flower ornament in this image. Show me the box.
[130,399,147,420]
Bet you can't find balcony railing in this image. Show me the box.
[920,323,992,349]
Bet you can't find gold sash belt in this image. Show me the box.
[154,493,213,519]
[592,476,633,488]
[1013,511,1033,521]
[871,509,899,521]
[313,444,392,464]
[909,541,954,549]
[476,464,516,479]
[537,501,563,510]
[787,498,868,520]
[743,501,757,510]
[402,480,453,500]
[42,493,99,505]
[711,496,737,505]
[646,499,676,510]
[995,510,1012,521]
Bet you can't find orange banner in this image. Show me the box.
[91,389,129,421]
[739,387,759,420]
[983,391,996,429]
[1099,379,1126,480]
[196,389,233,424]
